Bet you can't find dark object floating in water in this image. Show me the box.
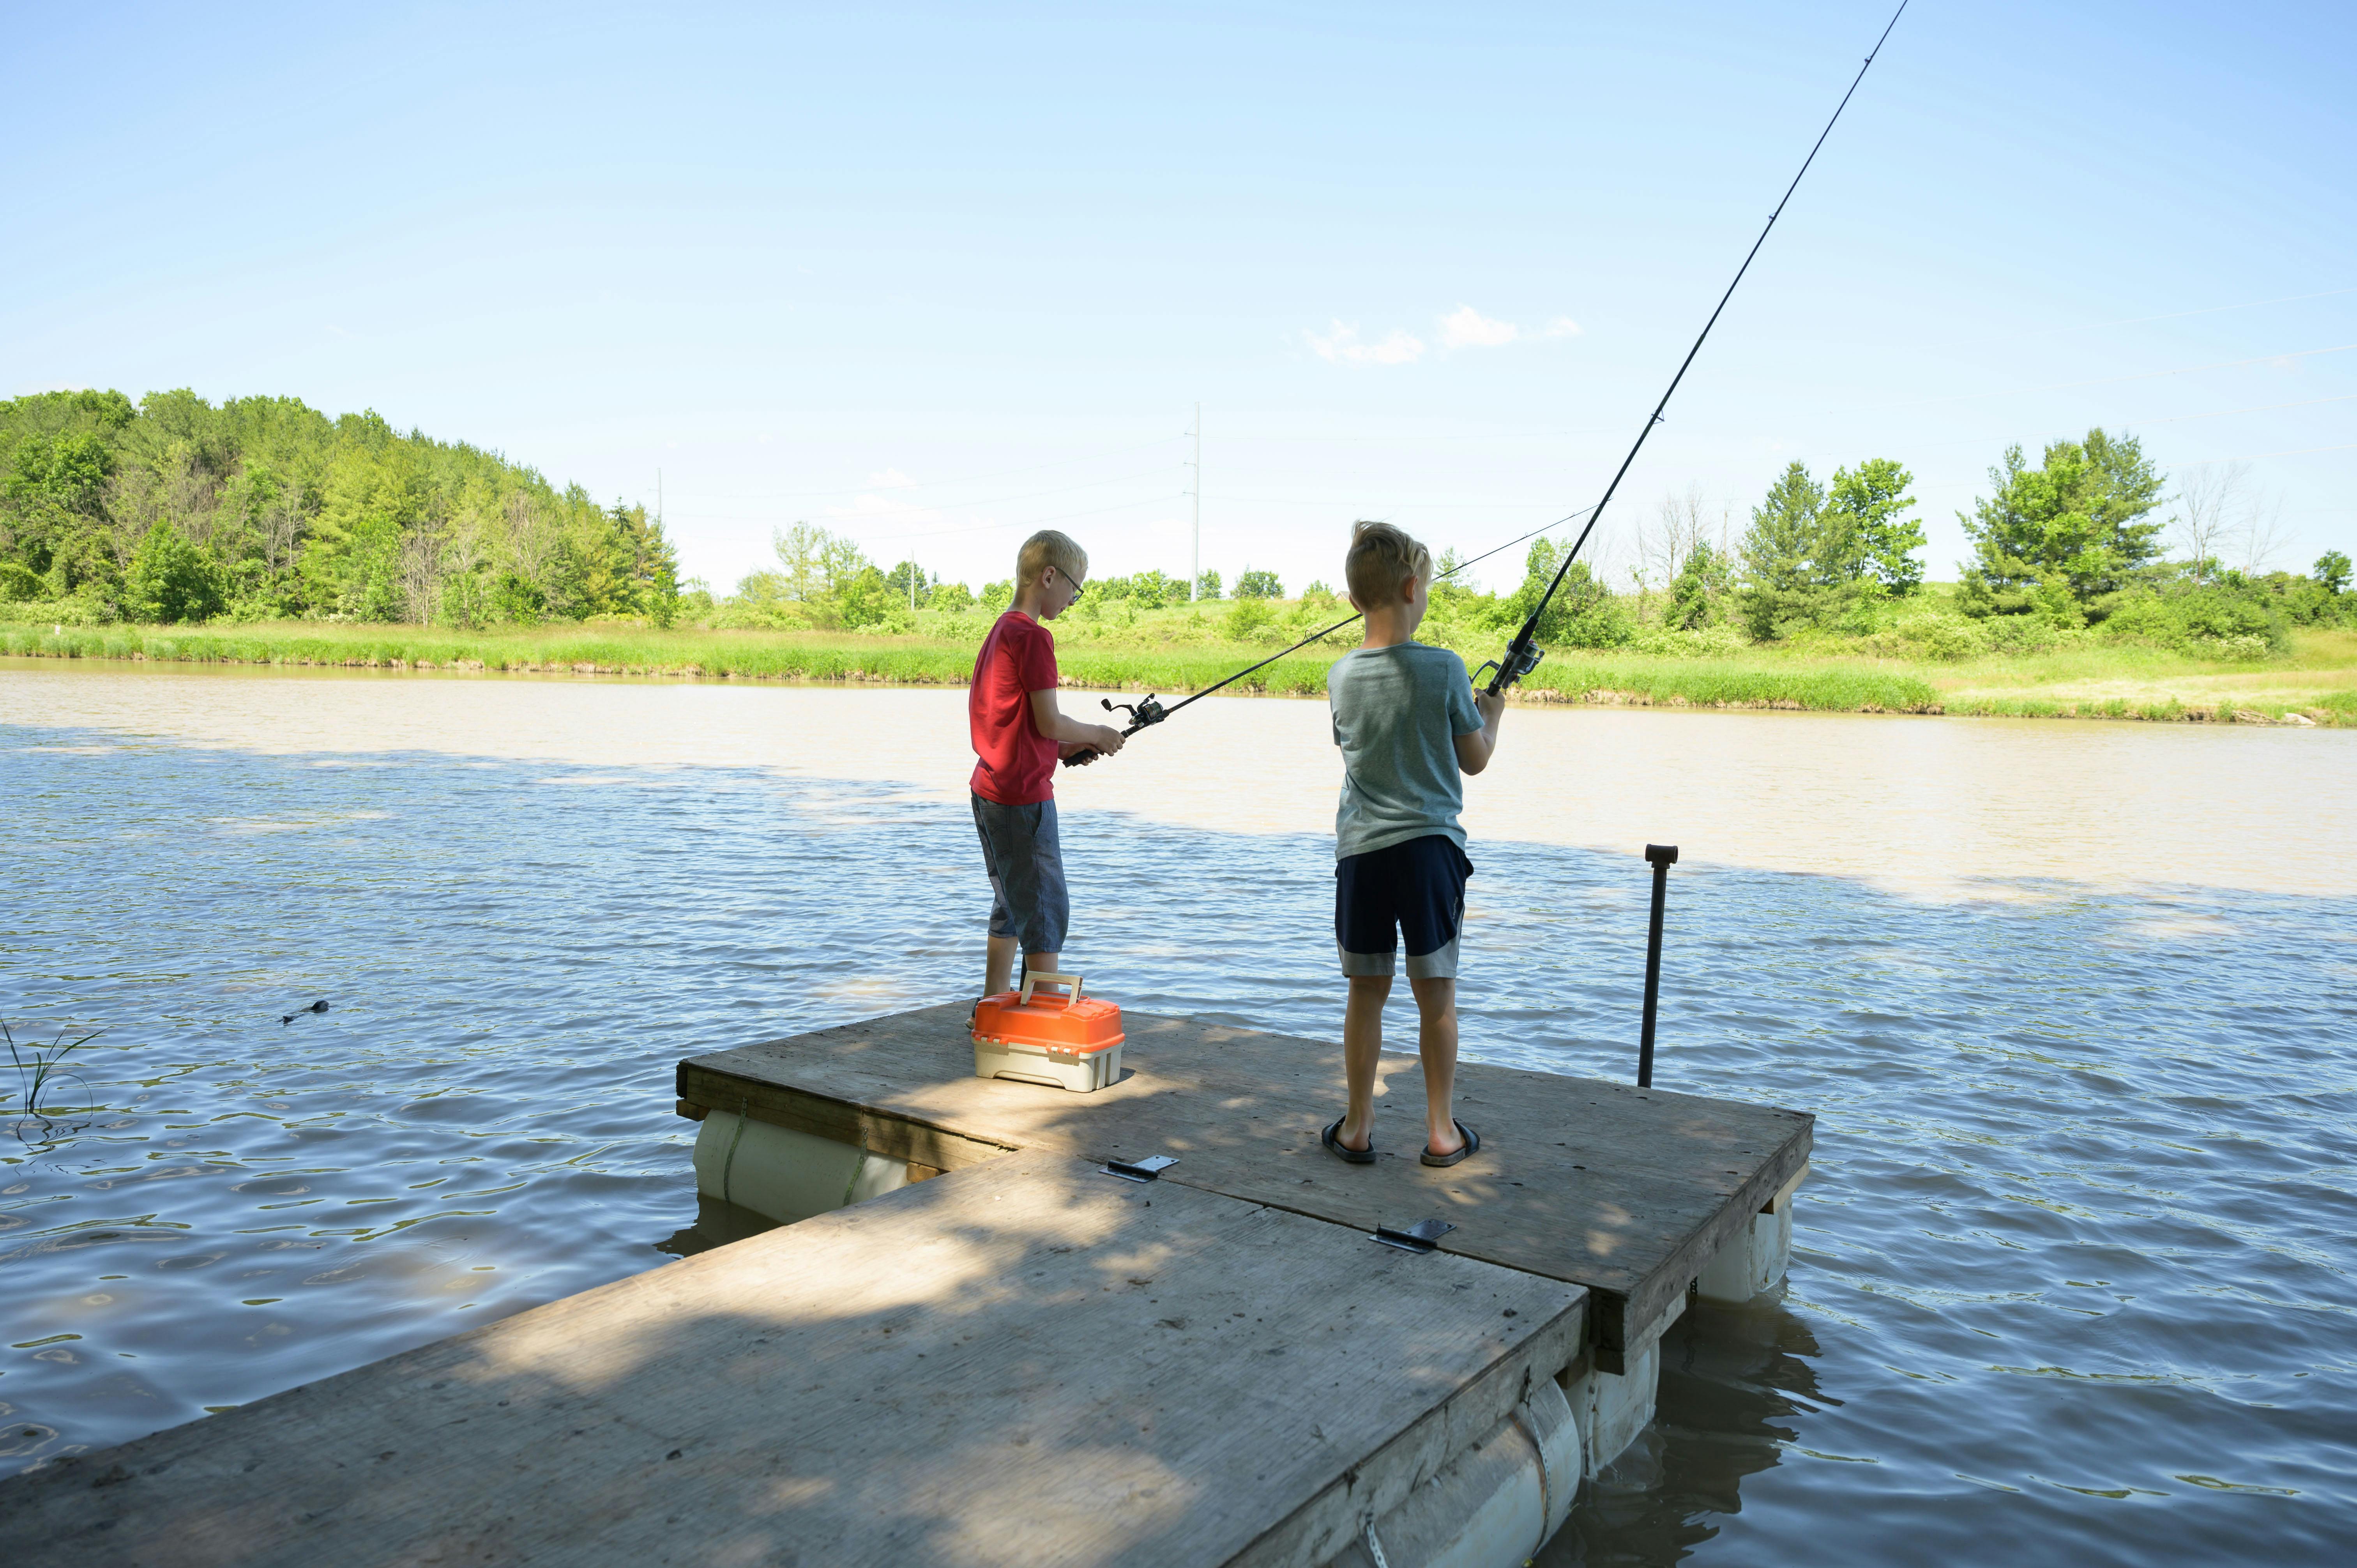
[280,1000,330,1026]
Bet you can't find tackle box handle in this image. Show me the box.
[1019,970,1085,1006]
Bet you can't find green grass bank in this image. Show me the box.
[4,618,2352,727]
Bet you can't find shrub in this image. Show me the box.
[2098,584,2289,656]
[2193,634,2271,662]
[1128,569,1186,609]
[1629,622,1749,658]
[1234,568,1283,599]
[1224,598,1275,640]
[124,522,226,623]
[1861,613,1989,662]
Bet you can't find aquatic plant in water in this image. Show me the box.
[4,1021,104,1141]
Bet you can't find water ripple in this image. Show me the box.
[2,717,2353,1564]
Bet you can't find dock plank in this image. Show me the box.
[5,1155,1583,1568]
[680,1005,1811,1353]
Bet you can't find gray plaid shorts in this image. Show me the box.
[971,793,1069,955]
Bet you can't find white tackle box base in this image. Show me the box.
[972,1036,1123,1092]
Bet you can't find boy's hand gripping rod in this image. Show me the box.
[1478,0,1909,699]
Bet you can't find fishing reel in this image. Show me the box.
[1475,641,1545,697]
[1060,694,1167,767]
[1101,694,1168,733]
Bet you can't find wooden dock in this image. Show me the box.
[4,1005,1808,1566]
[677,1005,1811,1364]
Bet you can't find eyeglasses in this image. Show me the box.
[1052,569,1085,600]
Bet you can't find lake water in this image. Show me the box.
[4,661,2353,1564]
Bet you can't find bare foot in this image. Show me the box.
[1425,1123,1465,1159]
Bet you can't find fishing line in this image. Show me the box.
[1064,505,1596,758]
[1069,0,1910,753]
[1481,0,1910,696]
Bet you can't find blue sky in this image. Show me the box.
[5,2,2351,597]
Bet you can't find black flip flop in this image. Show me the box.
[1321,1117,1377,1165]
[1421,1120,1480,1167]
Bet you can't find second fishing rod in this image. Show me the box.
[1060,506,1597,765]
[1067,0,1909,761]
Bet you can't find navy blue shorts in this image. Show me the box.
[972,794,1069,955]
[1335,834,1472,980]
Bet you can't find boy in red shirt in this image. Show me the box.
[969,529,1127,996]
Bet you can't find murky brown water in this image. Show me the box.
[5,661,2353,1562]
[6,659,2347,893]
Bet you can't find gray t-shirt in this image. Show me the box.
[1327,641,1484,861]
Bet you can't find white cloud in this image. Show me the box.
[1307,320,1426,366]
[1439,305,1520,349]
[866,468,918,489]
[1308,307,1580,365]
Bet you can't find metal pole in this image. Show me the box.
[1191,402,1201,600]
[1638,844,1678,1088]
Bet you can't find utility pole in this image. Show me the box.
[1189,402,1201,600]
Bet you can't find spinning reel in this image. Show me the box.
[1474,641,1545,698]
[1101,694,1168,731]
[1060,693,1168,768]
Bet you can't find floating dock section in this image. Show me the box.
[4,1006,1809,1568]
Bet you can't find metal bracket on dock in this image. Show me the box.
[1372,1218,1456,1253]
[1101,1155,1179,1183]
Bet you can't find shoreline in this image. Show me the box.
[5,641,2348,727]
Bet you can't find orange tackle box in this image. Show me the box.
[970,970,1125,1092]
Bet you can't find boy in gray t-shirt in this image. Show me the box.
[1322,521,1504,1169]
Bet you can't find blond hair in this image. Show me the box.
[1017,529,1088,588]
[1344,520,1430,607]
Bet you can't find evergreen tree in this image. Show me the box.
[1957,429,2165,619]
[1737,462,1839,638]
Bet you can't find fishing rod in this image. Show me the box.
[1479,0,1910,697]
[1063,506,1597,763]
[1068,0,1908,759]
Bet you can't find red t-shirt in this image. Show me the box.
[969,610,1060,804]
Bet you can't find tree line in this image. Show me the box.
[705,522,1295,630]
[1484,430,2348,656]
[8,391,2343,660]
[0,389,680,627]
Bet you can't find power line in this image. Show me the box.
[2139,392,2357,426]
[669,463,1185,522]
[2180,441,2357,464]
[1890,340,2357,411]
[844,491,1186,545]
[680,434,1185,500]
[2061,285,2357,335]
